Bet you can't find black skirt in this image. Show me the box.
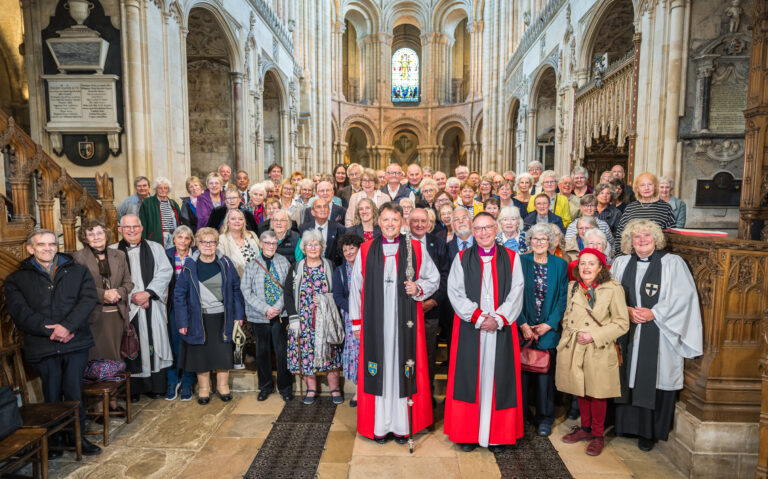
[182,313,234,373]
[614,389,678,441]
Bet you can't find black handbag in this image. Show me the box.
[0,386,22,441]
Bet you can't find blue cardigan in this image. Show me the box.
[517,253,569,350]
[332,261,351,314]
[173,252,245,345]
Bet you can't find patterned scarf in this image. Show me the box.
[579,280,599,308]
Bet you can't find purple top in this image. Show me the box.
[478,245,496,256]
[382,237,400,244]
[195,189,224,231]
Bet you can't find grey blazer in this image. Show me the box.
[240,253,290,323]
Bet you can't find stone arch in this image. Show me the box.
[382,118,427,146]
[342,0,380,35]
[383,1,429,31]
[433,0,470,34]
[529,66,557,170]
[183,1,242,70]
[262,69,286,173]
[434,115,469,145]
[577,0,636,76]
[345,126,371,166]
[341,114,379,146]
[391,128,420,165]
[504,97,521,172]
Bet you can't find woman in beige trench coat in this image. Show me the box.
[555,248,628,457]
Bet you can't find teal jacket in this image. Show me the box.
[139,195,181,245]
[517,253,569,350]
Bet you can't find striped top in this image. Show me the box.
[159,200,178,232]
[613,200,676,254]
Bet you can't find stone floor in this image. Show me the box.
[31,388,686,479]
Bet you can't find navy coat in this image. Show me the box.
[523,211,566,234]
[332,262,351,314]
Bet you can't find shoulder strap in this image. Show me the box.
[255,259,284,290]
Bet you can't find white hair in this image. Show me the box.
[497,206,522,231]
[299,228,326,255]
[153,176,172,190]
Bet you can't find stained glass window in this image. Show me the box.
[392,48,419,103]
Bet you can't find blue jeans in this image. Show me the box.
[167,307,196,387]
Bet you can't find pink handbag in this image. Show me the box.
[520,340,551,374]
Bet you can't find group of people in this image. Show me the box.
[5,159,701,459]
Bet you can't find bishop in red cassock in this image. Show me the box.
[349,203,440,443]
[444,212,525,452]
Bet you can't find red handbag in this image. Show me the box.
[520,340,551,374]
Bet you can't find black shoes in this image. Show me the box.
[198,395,211,405]
[489,445,505,453]
[375,435,390,444]
[566,409,580,420]
[460,443,477,452]
[218,392,233,402]
[80,437,102,456]
[258,389,272,401]
[394,435,409,445]
[638,438,655,451]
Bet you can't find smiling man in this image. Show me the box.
[444,212,525,453]
[349,202,439,445]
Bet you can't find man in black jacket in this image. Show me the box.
[408,208,449,398]
[5,229,102,456]
[299,199,346,266]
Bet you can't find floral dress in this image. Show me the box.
[287,263,342,375]
[341,262,359,384]
[533,262,548,320]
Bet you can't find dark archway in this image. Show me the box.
[441,126,465,174]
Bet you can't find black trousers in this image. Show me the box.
[424,316,439,395]
[28,349,89,433]
[520,353,556,426]
[252,318,292,395]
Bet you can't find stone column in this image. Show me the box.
[693,56,716,132]
[123,0,148,182]
[231,72,245,172]
[526,109,537,165]
[661,0,686,178]
[359,35,375,104]
[333,21,346,100]
[439,34,454,104]
[376,33,393,106]
[467,21,483,99]
[420,33,436,105]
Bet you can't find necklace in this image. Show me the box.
[481,256,493,304]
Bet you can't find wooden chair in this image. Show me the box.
[0,427,48,479]
[0,344,81,462]
[82,371,131,446]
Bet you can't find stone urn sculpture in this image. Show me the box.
[65,0,93,26]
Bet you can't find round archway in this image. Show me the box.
[532,67,556,170]
[441,126,465,174]
[391,129,419,165]
[345,127,370,166]
[262,71,284,174]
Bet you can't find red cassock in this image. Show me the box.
[354,238,433,439]
[443,249,524,445]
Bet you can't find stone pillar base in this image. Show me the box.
[656,403,758,478]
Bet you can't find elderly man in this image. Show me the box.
[382,163,415,203]
[611,164,636,201]
[117,176,151,220]
[433,171,448,191]
[218,164,234,190]
[303,180,347,224]
[349,202,440,444]
[455,165,469,182]
[528,161,544,194]
[298,199,346,266]
[376,169,387,186]
[503,171,516,183]
[422,166,434,179]
[408,208,449,398]
[444,212,525,452]
[447,207,474,259]
[235,170,250,203]
[5,229,102,456]
[446,177,461,199]
[406,164,423,197]
[338,163,363,207]
[113,214,174,400]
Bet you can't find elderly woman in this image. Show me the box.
[476,176,497,203]
[217,209,261,277]
[345,168,388,227]
[73,219,133,414]
[333,233,365,407]
[420,178,439,210]
[180,176,203,231]
[455,181,484,219]
[524,193,566,233]
[612,173,676,255]
[164,226,198,401]
[565,194,614,249]
[565,217,600,262]
[526,170,572,228]
[437,203,455,242]
[338,163,362,207]
[284,229,344,405]
[514,173,534,212]
[399,197,415,232]
[658,176,686,228]
[139,177,181,247]
[271,210,300,265]
[246,182,267,226]
[196,172,226,229]
[445,177,461,198]
[497,180,515,210]
[207,187,258,232]
[594,182,623,234]
[611,220,703,452]
[556,248,629,456]
[518,223,568,437]
[348,197,381,241]
[278,179,302,224]
[174,227,245,404]
[241,230,293,402]
[496,206,527,253]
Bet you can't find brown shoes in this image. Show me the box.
[586,436,605,456]
[562,426,592,444]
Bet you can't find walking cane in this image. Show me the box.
[404,233,416,454]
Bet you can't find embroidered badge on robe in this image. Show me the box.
[644,282,659,297]
[368,361,378,376]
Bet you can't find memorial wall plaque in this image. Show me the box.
[708,72,747,133]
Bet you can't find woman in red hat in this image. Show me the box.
[555,248,629,456]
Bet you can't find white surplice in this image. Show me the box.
[611,254,703,391]
[447,248,524,447]
[349,241,439,437]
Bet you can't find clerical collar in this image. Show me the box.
[382,236,399,244]
[638,256,651,262]
[478,245,496,256]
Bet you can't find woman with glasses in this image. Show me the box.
[207,188,258,232]
[174,227,244,404]
[564,194,614,250]
[345,168,388,227]
[196,173,226,229]
[278,179,302,225]
[594,183,622,234]
[495,206,527,253]
[284,230,343,405]
[526,170,572,228]
[270,210,300,265]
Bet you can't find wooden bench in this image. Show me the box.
[82,371,131,446]
[0,427,48,479]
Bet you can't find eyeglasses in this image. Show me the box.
[120,225,141,231]
[387,171,402,176]
[305,243,322,249]
[262,241,278,247]
[472,225,496,233]
[582,204,596,209]
[199,240,217,246]
[272,219,287,223]
[531,237,549,243]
